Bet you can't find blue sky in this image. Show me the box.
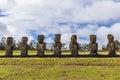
[0,0,120,49]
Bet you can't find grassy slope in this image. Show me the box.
[0,65,120,80]
[0,51,120,80]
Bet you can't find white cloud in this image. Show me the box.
[73,1,120,23]
[0,0,120,49]
[0,21,11,38]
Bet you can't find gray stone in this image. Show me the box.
[89,35,98,55]
[5,37,14,56]
[20,37,28,56]
[69,35,79,56]
[53,34,62,56]
[107,34,116,56]
[36,35,46,56]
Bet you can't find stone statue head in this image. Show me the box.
[54,34,61,43]
[38,35,44,43]
[107,34,114,43]
[7,37,13,45]
[22,37,28,44]
[71,35,77,43]
[90,35,96,43]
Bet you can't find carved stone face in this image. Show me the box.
[107,34,116,55]
[38,35,44,43]
[71,35,77,43]
[55,34,61,43]
[22,37,28,44]
[107,34,114,43]
[7,37,13,45]
[90,35,96,43]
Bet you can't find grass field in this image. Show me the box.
[0,50,120,80]
[0,50,120,55]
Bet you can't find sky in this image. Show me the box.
[0,0,120,49]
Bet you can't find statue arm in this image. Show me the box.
[77,43,79,50]
[59,42,62,48]
[27,44,29,50]
[114,42,117,50]
[44,43,46,50]
[96,43,98,51]
[106,43,109,50]
[19,43,22,49]
[69,43,73,51]
[12,44,15,50]
[88,43,91,51]
[57,42,62,51]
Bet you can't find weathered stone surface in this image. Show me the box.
[36,35,46,56]
[5,37,14,56]
[69,35,79,56]
[107,34,116,56]
[89,35,98,55]
[20,37,28,56]
[53,34,62,56]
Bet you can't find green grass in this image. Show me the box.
[0,50,120,80]
[0,50,120,55]
[0,65,120,80]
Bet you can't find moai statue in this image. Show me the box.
[53,34,62,56]
[89,35,98,55]
[107,34,116,56]
[20,37,28,56]
[5,37,14,56]
[36,35,46,56]
[69,35,79,56]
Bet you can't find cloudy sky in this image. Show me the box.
[0,0,120,49]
